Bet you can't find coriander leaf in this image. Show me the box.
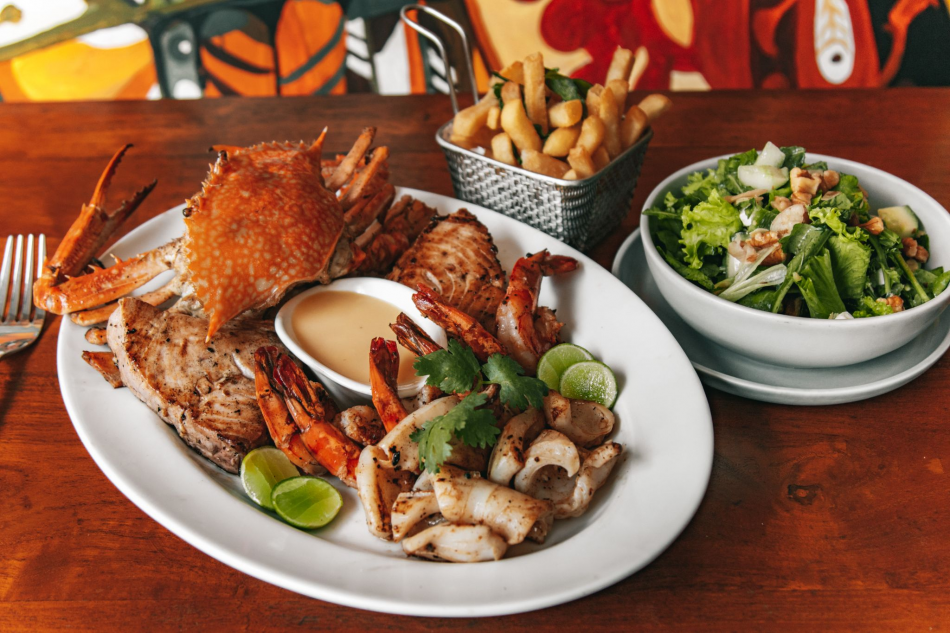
[482,354,548,411]
[454,407,499,448]
[410,392,499,473]
[413,339,481,393]
[410,417,455,474]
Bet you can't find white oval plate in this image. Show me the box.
[614,229,950,405]
[57,188,713,617]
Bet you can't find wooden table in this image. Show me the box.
[2,90,949,630]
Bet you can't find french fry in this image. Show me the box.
[628,46,649,90]
[598,88,622,158]
[577,115,606,154]
[621,104,649,149]
[548,100,583,128]
[501,99,542,152]
[452,93,499,138]
[450,126,496,151]
[491,133,517,166]
[639,93,672,123]
[586,84,604,119]
[563,169,578,180]
[606,47,634,84]
[501,81,522,104]
[606,78,628,112]
[567,146,597,179]
[496,60,524,84]
[521,149,571,179]
[592,146,610,170]
[542,125,581,157]
[487,105,501,130]
[523,52,548,135]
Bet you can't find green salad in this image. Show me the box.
[645,142,948,318]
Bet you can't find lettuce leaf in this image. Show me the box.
[809,207,866,242]
[853,296,894,318]
[738,288,777,311]
[716,149,758,195]
[680,191,742,269]
[795,249,847,318]
[828,235,871,300]
[771,224,832,312]
[682,169,718,198]
[657,246,715,290]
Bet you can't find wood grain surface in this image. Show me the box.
[1,90,948,630]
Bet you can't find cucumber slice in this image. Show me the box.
[878,205,919,238]
[738,165,789,191]
[754,141,785,168]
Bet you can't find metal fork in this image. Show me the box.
[0,235,46,358]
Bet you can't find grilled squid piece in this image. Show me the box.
[377,396,459,472]
[377,395,487,473]
[517,441,623,519]
[355,445,415,540]
[487,408,545,486]
[402,524,508,563]
[433,467,554,545]
[513,430,581,493]
[543,391,615,448]
[391,490,443,542]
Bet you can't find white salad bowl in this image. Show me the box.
[275,277,447,406]
[641,154,950,368]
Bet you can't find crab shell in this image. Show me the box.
[183,137,344,339]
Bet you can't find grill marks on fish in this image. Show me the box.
[388,209,506,329]
[107,298,284,473]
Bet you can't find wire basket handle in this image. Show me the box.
[399,4,478,114]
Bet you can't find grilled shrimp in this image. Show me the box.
[412,286,506,361]
[254,346,362,487]
[496,251,578,372]
[369,337,409,432]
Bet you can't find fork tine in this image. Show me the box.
[0,236,13,322]
[7,235,23,323]
[34,235,46,324]
[21,234,35,322]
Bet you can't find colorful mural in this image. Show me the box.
[0,0,947,102]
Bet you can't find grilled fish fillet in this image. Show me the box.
[107,298,281,473]
[387,209,506,329]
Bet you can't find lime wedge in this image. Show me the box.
[271,476,343,529]
[241,447,300,510]
[537,343,595,390]
[559,361,618,408]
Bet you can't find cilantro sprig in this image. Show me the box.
[410,392,498,473]
[409,342,550,472]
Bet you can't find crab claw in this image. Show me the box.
[34,145,157,313]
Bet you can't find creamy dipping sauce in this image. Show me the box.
[292,291,417,386]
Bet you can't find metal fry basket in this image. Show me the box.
[401,4,653,251]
